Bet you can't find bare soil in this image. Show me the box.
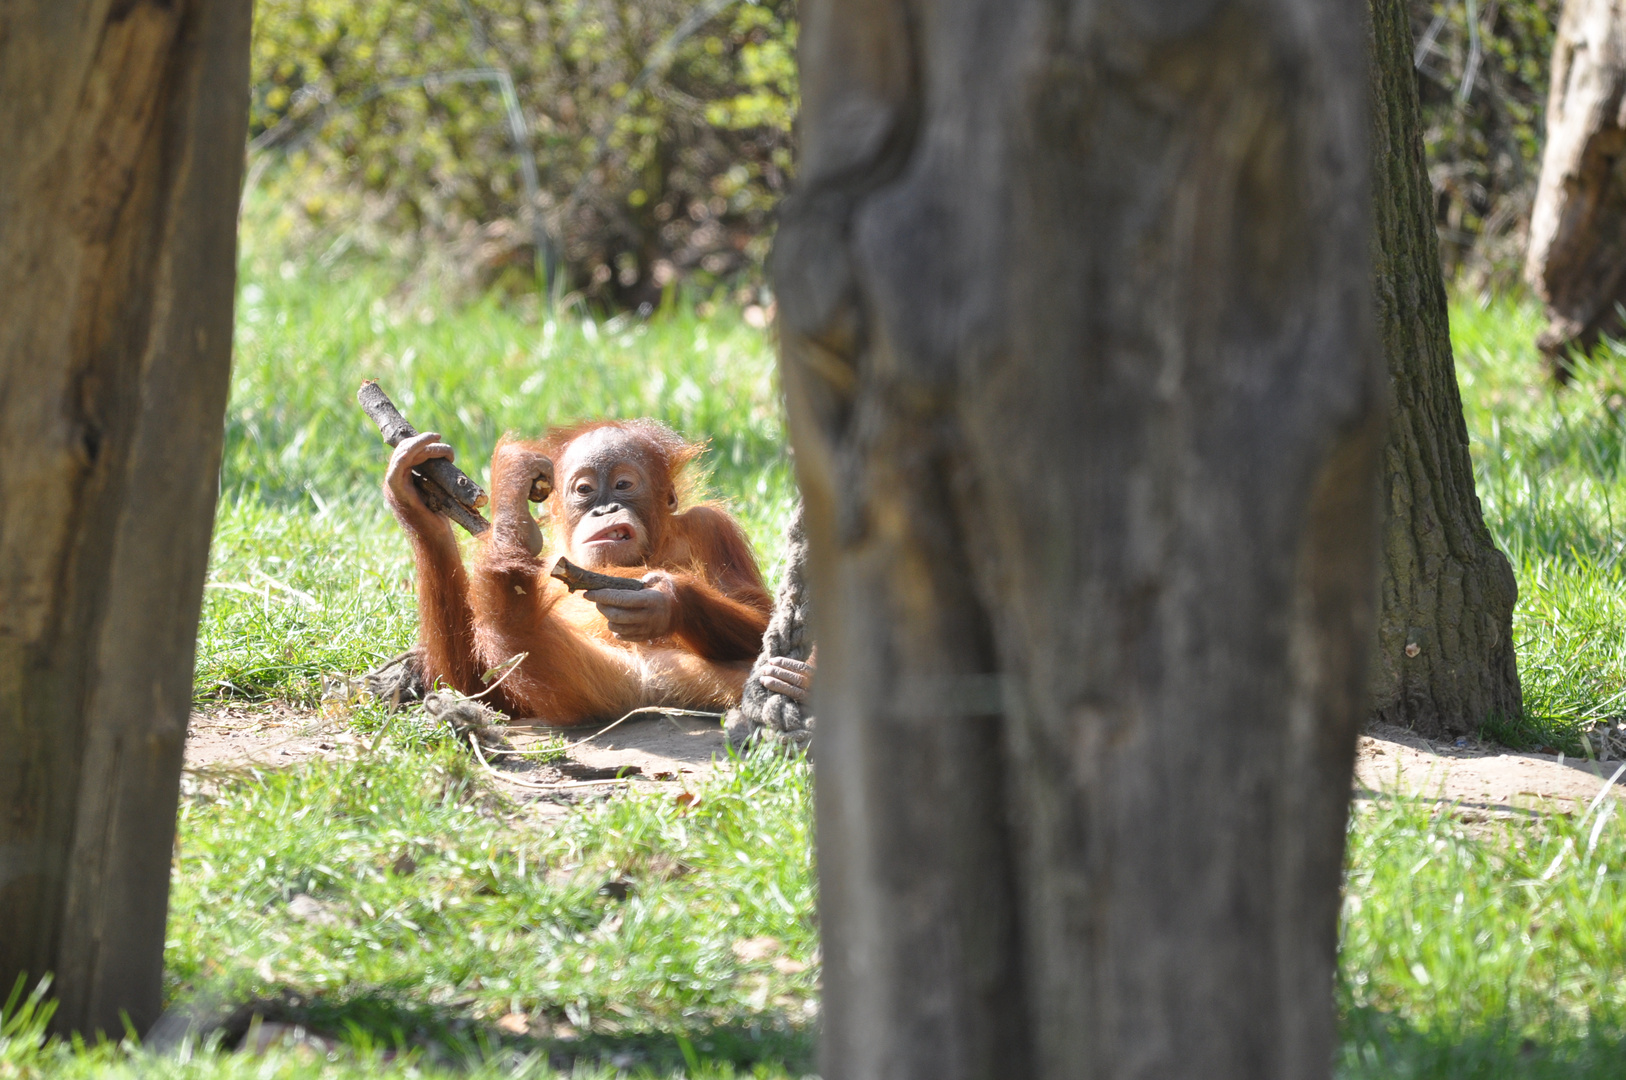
[185,709,1626,822]
[1355,721,1626,819]
[183,704,362,768]
[184,706,731,816]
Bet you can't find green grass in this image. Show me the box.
[166,743,815,1073]
[12,205,1626,1076]
[1323,293,1626,1077]
[1338,792,1626,1078]
[1456,296,1626,748]
[4,750,816,1080]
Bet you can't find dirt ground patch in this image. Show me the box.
[184,704,361,768]
[184,705,732,815]
[1356,722,1626,819]
[186,709,1626,822]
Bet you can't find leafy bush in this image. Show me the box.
[250,0,796,307]
[1411,0,1560,286]
[252,1,1564,302]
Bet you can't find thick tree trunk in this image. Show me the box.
[0,0,252,1037]
[1525,0,1626,371]
[1369,0,1523,737]
[776,2,1380,1078]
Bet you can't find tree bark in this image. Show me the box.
[0,0,253,1038]
[776,1,1380,1077]
[1369,0,1523,737]
[1525,0,1626,372]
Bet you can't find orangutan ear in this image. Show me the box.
[668,488,678,510]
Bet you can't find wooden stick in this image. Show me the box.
[357,380,489,510]
[414,473,491,536]
[550,557,647,593]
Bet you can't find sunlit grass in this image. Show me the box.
[1338,790,1626,1078]
[1454,293,1626,747]
[4,745,817,1080]
[160,745,816,1076]
[227,216,794,526]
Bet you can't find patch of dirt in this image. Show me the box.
[508,712,728,780]
[451,714,728,818]
[1356,722,1626,819]
[184,706,731,799]
[184,705,360,769]
[191,708,1624,825]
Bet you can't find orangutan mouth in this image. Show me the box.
[587,523,636,544]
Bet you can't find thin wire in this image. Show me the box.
[1414,11,1448,69]
[559,706,723,752]
[467,652,529,701]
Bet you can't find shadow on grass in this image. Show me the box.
[1478,709,1592,756]
[155,985,815,1075]
[1340,1006,1626,1079]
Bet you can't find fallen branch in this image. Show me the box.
[550,557,647,593]
[357,380,492,535]
[358,380,489,509]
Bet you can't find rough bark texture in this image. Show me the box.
[775,1,1380,1077]
[1369,0,1522,737]
[1525,0,1626,370]
[725,502,815,752]
[0,0,253,1037]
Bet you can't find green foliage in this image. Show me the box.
[1411,0,1560,283]
[251,0,1564,294]
[249,0,797,305]
[0,976,66,1076]
[703,5,797,134]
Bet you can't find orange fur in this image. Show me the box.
[410,421,771,725]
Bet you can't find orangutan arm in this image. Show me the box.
[384,432,482,694]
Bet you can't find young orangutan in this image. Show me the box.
[383,419,784,725]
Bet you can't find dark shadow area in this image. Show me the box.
[1341,1006,1626,1079]
[1480,709,1594,755]
[150,985,815,1074]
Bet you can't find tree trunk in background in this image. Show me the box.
[776,0,1380,1076]
[0,0,252,1037]
[1369,0,1523,738]
[1525,0,1626,373]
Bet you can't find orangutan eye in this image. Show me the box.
[575,482,594,497]
[615,478,633,490]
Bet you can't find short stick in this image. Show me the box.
[358,379,489,510]
[550,557,648,593]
